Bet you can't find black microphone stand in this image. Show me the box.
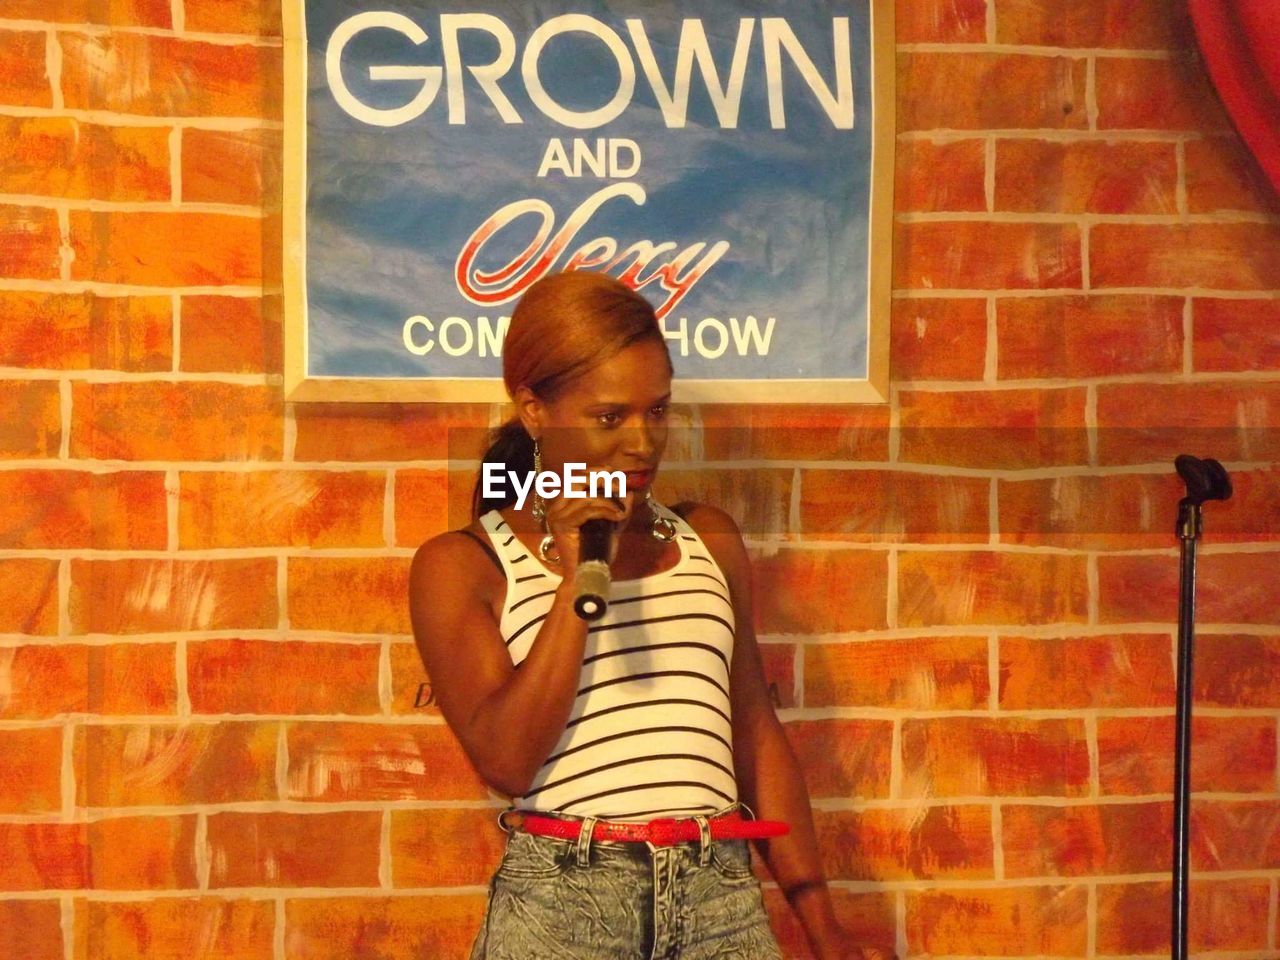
[1171,454,1232,960]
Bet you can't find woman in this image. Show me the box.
[409,272,888,960]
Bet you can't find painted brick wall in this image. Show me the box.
[1,1,1278,957]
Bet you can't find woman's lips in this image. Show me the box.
[623,470,654,491]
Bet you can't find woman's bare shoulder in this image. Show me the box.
[670,500,744,538]
[410,518,505,595]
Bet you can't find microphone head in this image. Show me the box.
[572,559,611,622]
[1175,454,1232,503]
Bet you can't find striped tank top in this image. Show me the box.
[478,501,739,822]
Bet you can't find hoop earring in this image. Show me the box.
[539,528,560,564]
[647,490,677,542]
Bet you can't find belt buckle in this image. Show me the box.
[647,817,681,846]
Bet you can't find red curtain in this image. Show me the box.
[1190,0,1280,194]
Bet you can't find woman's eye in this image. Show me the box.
[649,405,669,419]
[597,412,621,427]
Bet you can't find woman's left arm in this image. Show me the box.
[682,504,887,960]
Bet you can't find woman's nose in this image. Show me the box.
[623,420,658,458]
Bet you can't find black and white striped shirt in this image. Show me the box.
[478,501,739,822]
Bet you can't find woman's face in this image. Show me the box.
[533,338,672,499]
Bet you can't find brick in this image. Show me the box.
[897,0,987,42]
[185,0,282,36]
[0,899,63,960]
[443,467,489,532]
[800,469,989,543]
[999,633,1173,709]
[389,641,442,717]
[1,816,197,890]
[900,388,1088,469]
[782,719,893,799]
[899,550,1089,627]
[70,558,277,634]
[87,815,199,889]
[895,139,986,213]
[653,467,793,538]
[75,721,277,807]
[997,295,1182,379]
[696,404,890,462]
[895,221,1083,291]
[1097,57,1232,131]
[816,805,993,881]
[906,886,1088,956]
[996,140,1177,214]
[0,118,169,202]
[69,210,265,287]
[1099,716,1276,794]
[0,470,167,550]
[1098,551,1280,626]
[294,402,490,462]
[1186,135,1280,214]
[1189,466,1280,542]
[60,34,279,119]
[0,642,176,718]
[890,298,988,381]
[100,646,180,714]
[0,32,52,109]
[995,0,1193,49]
[179,470,385,548]
[805,637,989,709]
[1095,382,1280,465]
[0,822,87,889]
[750,548,889,634]
[0,380,61,459]
[1193,298,1280,372]
[996,473,1184,550]
[285,896,485,960]
[285,722,488,801]
[181,128,281,207]
[288,557,410,635]
[1191,799,1280,870]
[3,1,170,27]
[179,295,282,373]
[0,292,171,372]
[188,638,380,715]
[1002,802,1171,877]
[70,382,282,461]
[391,807,505,887]
[0,727,62,814]
[765,888,896,960]
[902,717,1090,797]
[0,559,59,635]
[1196,634,1280,707]
[207,811,379,887]
[393,470,455,548]
[0,205,62,280]
[898,53,1087,131]
[1097,878,1269,954]
[74,898,274,960]
[1092,223,1280,290]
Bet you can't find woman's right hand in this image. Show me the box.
[541,489,637,581]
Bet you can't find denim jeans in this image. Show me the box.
[468,801,786,960]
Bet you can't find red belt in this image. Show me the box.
[504,808,790,846]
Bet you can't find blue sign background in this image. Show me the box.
[302,1,874,381]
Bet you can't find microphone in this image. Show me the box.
[572,518,614,621]
[1174,454,1232,504]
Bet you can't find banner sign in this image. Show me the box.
[283,1,893,402]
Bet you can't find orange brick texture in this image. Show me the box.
[0,0,1277,957]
